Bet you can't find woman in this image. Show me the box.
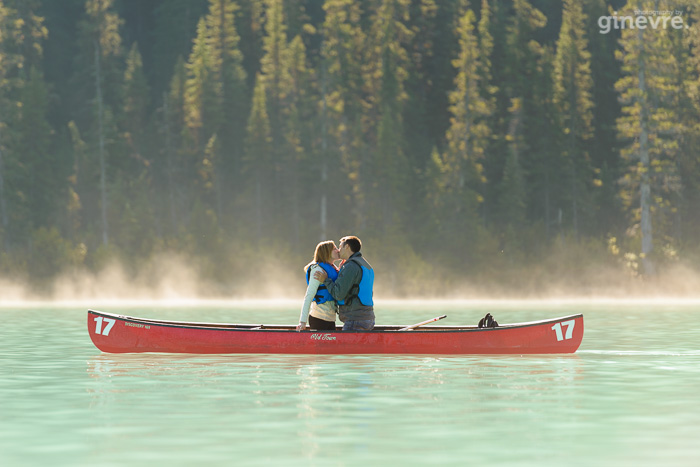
[296,240,339,331]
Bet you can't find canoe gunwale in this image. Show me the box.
[88,309,584,334]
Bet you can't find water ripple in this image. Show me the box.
[1,305,700,466]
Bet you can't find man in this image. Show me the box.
[313,235,375,331]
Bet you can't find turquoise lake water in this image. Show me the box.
[1,300,699,466]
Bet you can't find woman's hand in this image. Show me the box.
[296,322,306,332]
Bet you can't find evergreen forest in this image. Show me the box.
[1,0,699,299]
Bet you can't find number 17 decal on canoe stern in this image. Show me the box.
[551,320,575,342]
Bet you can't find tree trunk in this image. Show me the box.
[0,144,9,250]
[163,92,177,231]
[95,40,109,246]
[320,63,327,241]
[255,176,262,241]
[638,28,654,275]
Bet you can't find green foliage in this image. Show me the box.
[122,43,150,160]
[584,0,623,235]
[3,0,700,294]
[28,226,86,283]
[364,0,413,230]
[430,8,488,239]
[615,0,686,274]
[552,0,595,235]
[245,75,273,240]
[184,17,220,146]
[152,0,209,98]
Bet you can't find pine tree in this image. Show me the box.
[616,0,683,275]
[74,0,125,247]
[681,2,700,248]
[236,0,265,91]
[259,0,292,229]
[260,0,291,125]
[499,0,551,235]
[552,0,595,237]
[122,43,150,175]
[245,75,273,240]
[402,0,455,247]
[480,0,510,228]
[0,0,55,248]
[663,1,696,251]
[435,8,489,241]
[474,0,497,227]
[205,0,248,225]
[404,0,464,165]
[152,0,209,98]
[0,0,22,248]
[320,0,367,229]
[365,0,412,231]
[16,67,55,231]
[182,16,225,233]
[184,17,221,150]
[584,0,623,235]
[283,35,315,244]
[159,56,189,232]
[5,0,46,71]
[497,150,527,235]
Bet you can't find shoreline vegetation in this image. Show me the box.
[1,1,699,297]
[2,239,700,301]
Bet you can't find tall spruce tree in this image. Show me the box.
[245,75,273,240]
[432,8,488,253]
[17,67,55,232]
[0,1,25,247]
[184,17,220,150]
[616,0,683,275]
[259,0,292,230]
[283,35,315,244]
[320,0,367,229]
[236,0,265,91]
[74,0,125,247]
[501,0,552,236]
[682,2,700,247]
[121,43,150,175]
[183,16,224,231]
[6,0,46,71]
[159,56,189,232]
[0,1,19,248]
[205,0,248,225]
[584,0,623,235]
[365,0,412,231]
[552,0,595,237]
[152,0,209,98]
[480,0,509,228]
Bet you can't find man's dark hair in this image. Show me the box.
[341,236,362,253]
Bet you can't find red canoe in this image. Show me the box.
[87,309,584,355]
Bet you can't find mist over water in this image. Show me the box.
[2,254,700,304]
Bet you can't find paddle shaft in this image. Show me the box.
[398,314,447,331]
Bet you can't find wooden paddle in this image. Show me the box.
[398,315,447,331]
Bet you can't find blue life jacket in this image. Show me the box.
[306,262,338,304]
[338,258,374,307]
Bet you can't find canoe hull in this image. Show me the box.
[87,310,584,355]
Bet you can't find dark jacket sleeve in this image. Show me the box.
[324,260,361,302]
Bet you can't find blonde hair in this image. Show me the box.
[304,240,335,272]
